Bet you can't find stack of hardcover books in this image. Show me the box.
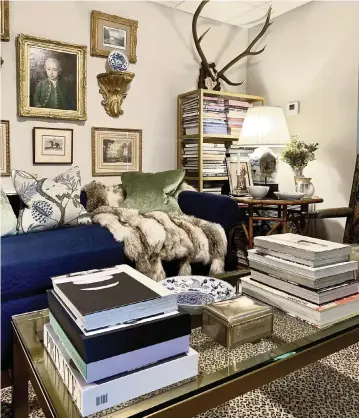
[225,99,253,137]
[44,265,198,416]
[202,96,227,135]
[183,142,227,178]
[242,234,359,328]
[182,96,199,135]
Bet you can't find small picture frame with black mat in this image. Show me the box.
[33,127,73,165]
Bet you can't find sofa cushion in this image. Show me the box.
[1,224,126,302]
[12,166,90,234]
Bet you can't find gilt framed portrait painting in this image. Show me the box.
[91,10,137,63]
[17,34,87,120]
[92,128,142,176]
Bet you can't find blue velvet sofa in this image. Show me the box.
[1,191,240,371]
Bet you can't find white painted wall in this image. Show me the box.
[247,1,359,242]
[1,0,249,192]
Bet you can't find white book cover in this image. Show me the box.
[254,233,351,261]
[247,250,357,280]
[44,324,199,417]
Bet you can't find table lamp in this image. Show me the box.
[239,106,291,196]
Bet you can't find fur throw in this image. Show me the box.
[83,180,226,281]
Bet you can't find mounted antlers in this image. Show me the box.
[192,0,272,90]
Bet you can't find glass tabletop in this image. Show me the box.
[12,308,359,418]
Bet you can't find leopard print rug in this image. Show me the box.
[1,310,359,418]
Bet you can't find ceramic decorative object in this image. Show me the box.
[295,177,315,197]
[274,191,306,200]
[249,147,278,184]
[247,186,270,199]
[160,275,235,314]
[108,50,129,72]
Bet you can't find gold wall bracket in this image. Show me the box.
[97,71,135,118]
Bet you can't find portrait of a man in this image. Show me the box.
[17,34,87,120]
[30,49,77,111]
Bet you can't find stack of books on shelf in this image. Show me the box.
[203,96,228,135]
[44,265,198,416]
[242,234,359,328]
[225,99,253,137]
[182,96,199,136]
[183,142,227,178]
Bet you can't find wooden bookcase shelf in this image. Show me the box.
[177,89,264,192]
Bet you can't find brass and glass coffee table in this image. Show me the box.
[12,309,359,418]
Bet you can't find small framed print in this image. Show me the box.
[91,10,137,63]
[1,1,9,42]
[17,34,87,120]
[33,127,73,165]
[92,127,142,176]
[226,157,253,195]
[0,120,10,176]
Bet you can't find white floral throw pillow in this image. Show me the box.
[12,166,91,234]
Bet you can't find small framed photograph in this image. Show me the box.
[91,10,137,63]
[1,1,9,42]
[92,127,142,176]
[226,157,253,195]
[0,120,10,176]
[33,127,73,165]
[17,34,87,120]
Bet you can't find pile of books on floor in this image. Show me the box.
[225,99,253,137]
[242,233,359,328]
[182,96,199,135]
[44,265,198,416]
[203,96,227,135]
[183,142,227,179]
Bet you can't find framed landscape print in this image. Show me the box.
[33,127,73,165]
[17,34,87,120]
[226,157,253,195]
[92,128,142,176]
[91,10,137,63]
[0,120,10,176]
[1,1,9,42]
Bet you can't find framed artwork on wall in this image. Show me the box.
[0,120,10,176]
[226,157,253,195]
[91,10,138,63]
[92,127,142,176]
[33,127,73,165]
[17,34,87,120]
[1,1,9,42]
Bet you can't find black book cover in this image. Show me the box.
[55,272,160,316]
[47,290,190,363]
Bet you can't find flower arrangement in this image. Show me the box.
[281,136,319,172]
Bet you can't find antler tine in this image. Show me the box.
[192,0,216,81]
[217,7,272,80]
[219,74,245,87]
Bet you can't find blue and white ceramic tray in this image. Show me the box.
[161,276,235,314]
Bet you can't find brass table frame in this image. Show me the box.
[11,312,359,418]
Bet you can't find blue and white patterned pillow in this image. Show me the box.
[11,166,91,234]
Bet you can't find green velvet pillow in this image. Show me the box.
[121,169,185,213]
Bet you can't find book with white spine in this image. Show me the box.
[254,234,351,267]
[241,276,359,328]
[248,251,356,289]
[247,250,357,281]
[44,324,199,417]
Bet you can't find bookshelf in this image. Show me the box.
[177,89,264,192]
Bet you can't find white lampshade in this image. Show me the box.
[239,106,291,147]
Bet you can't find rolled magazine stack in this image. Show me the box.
[242,234,359,328]
[44,265,198,416]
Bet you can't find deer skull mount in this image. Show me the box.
[193,1,272,91]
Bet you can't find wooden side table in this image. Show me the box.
[232,196,324,249]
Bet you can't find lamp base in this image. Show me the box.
[254,182,278,198]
